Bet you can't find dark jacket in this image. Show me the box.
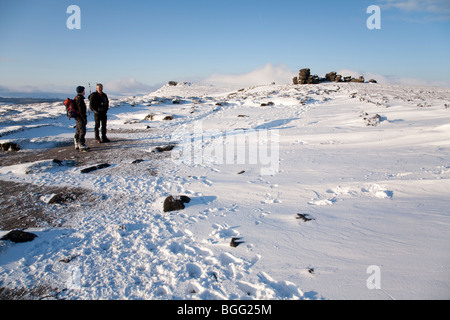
[89,91,109,114]
[73,94,87,121]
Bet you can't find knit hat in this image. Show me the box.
[76,86,85,94]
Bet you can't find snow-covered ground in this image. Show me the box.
[1,82,449,300]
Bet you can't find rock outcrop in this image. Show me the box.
[294,68,374,85]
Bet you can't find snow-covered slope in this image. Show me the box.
[1,82,449,300]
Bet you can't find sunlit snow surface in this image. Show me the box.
[1,82,449,299]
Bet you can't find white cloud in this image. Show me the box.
[202,63,296,88]
[0,78,160,98]
[377,0,450,20]
[105,77,160,97]
[337,69,450,87]
[0,83,74,98]
[379,0,450,12]
[382,75,450,87]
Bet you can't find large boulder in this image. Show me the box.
[351,76,365,83]
[307,75,320,84]
[325,72,337,82]
[298,68,311,84]
[343,76,352,82]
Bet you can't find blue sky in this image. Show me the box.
[0,0,449,97]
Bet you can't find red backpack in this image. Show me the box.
[64,98,79,119]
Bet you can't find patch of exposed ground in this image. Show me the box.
[0,285,60,300]
[0,134,177,298]
[0,180,95,230]
[0,137,158,167]
[0,136,172,229]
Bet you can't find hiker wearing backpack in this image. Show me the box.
[73,86,88,151]
[89,83,110,143]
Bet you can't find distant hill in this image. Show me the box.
[0,97,63,104]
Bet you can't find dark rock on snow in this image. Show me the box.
[230,237,245,248]
[1,230,37,243]
[364,114,382,126]
[296,213,315,222]
[152,145,175,153]
[80,163,110,174]
[0,142,20,152]
[47,192,79,204]
[163,195,191,212]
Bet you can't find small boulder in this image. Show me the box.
[0,142,20,152]
[364,114,382,126]
[47,192,79,204]
[296,213,314,222]
[163,195,191,212]
[1,230,37,243]
[152,145,175,153]
[230,237,245,248]
[80,163,110,174]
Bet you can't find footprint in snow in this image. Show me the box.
[186,262,204,278]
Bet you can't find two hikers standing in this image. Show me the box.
[72,83,110,151]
